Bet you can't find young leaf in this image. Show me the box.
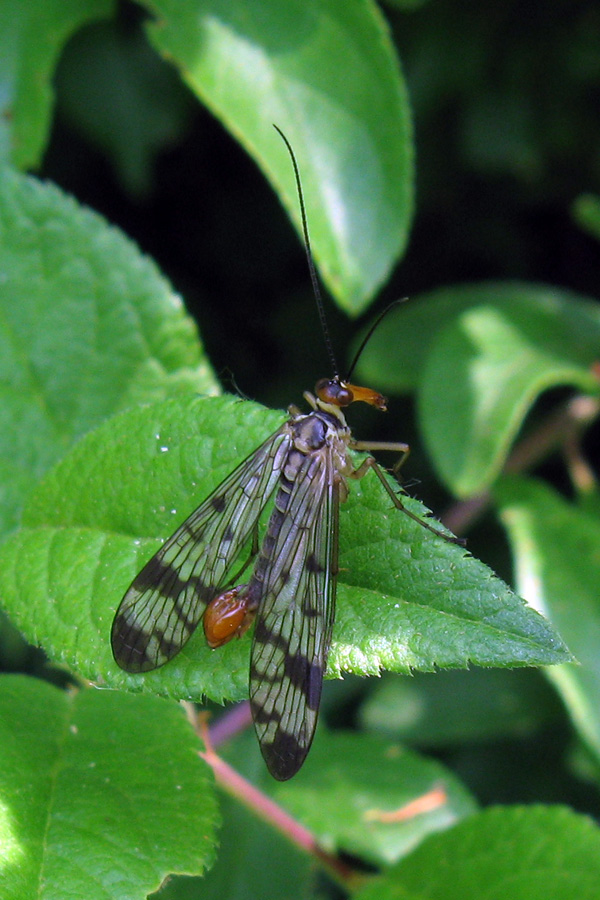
[496,474,600,762]
[0,166,218,537]
[145,0,413,314]
[0,395,572,705]
[0,675,219,900]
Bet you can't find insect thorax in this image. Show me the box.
[289,406,352,477]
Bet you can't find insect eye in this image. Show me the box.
[315,378,354,407]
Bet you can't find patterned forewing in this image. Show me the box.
[249,443,338,780]
[111,427,292,672]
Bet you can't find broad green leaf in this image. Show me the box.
[271,730,477,867]
[573,193,600,243]
[496,475,600,762]
[0,0,114,167]
[355,282,600,393]
[0,675,218,900]
[0,166,217,536]
[419,300,598,496]
[360,668,561,746]
[0,395,572,704]
[145,0,413,314]
[356,806,600,900]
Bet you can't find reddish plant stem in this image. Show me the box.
[205,749,363,890]
[183,705,364,891]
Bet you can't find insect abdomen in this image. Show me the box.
[248,420,332,779]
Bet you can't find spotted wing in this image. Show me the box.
[111,426,292,673]
[249,443,338,780]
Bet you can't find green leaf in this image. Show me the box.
[0,0,114,167]
[145,0,413,314]
[0,395,572,705]
[496,475,600,762]
[355,806,600,900]
[271,730,477,867]
[0,674,219,900]
[2,397,286,703]
[360,668,561,746]
[0,166,218,536]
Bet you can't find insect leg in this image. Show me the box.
[349,448,465,546]
[350,440,411,476]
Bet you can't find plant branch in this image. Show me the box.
[441,393,600,535]
[183,704,365,892]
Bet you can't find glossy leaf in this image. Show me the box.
[357,282,600,496]
[420,300,599,496]
[356,282,600,394]
[146,0,413,314]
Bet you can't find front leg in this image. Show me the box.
[350,439,410,477]
[348,442,464,546]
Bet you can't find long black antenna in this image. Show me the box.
[273,125,339,377]
[345,297,407,382]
